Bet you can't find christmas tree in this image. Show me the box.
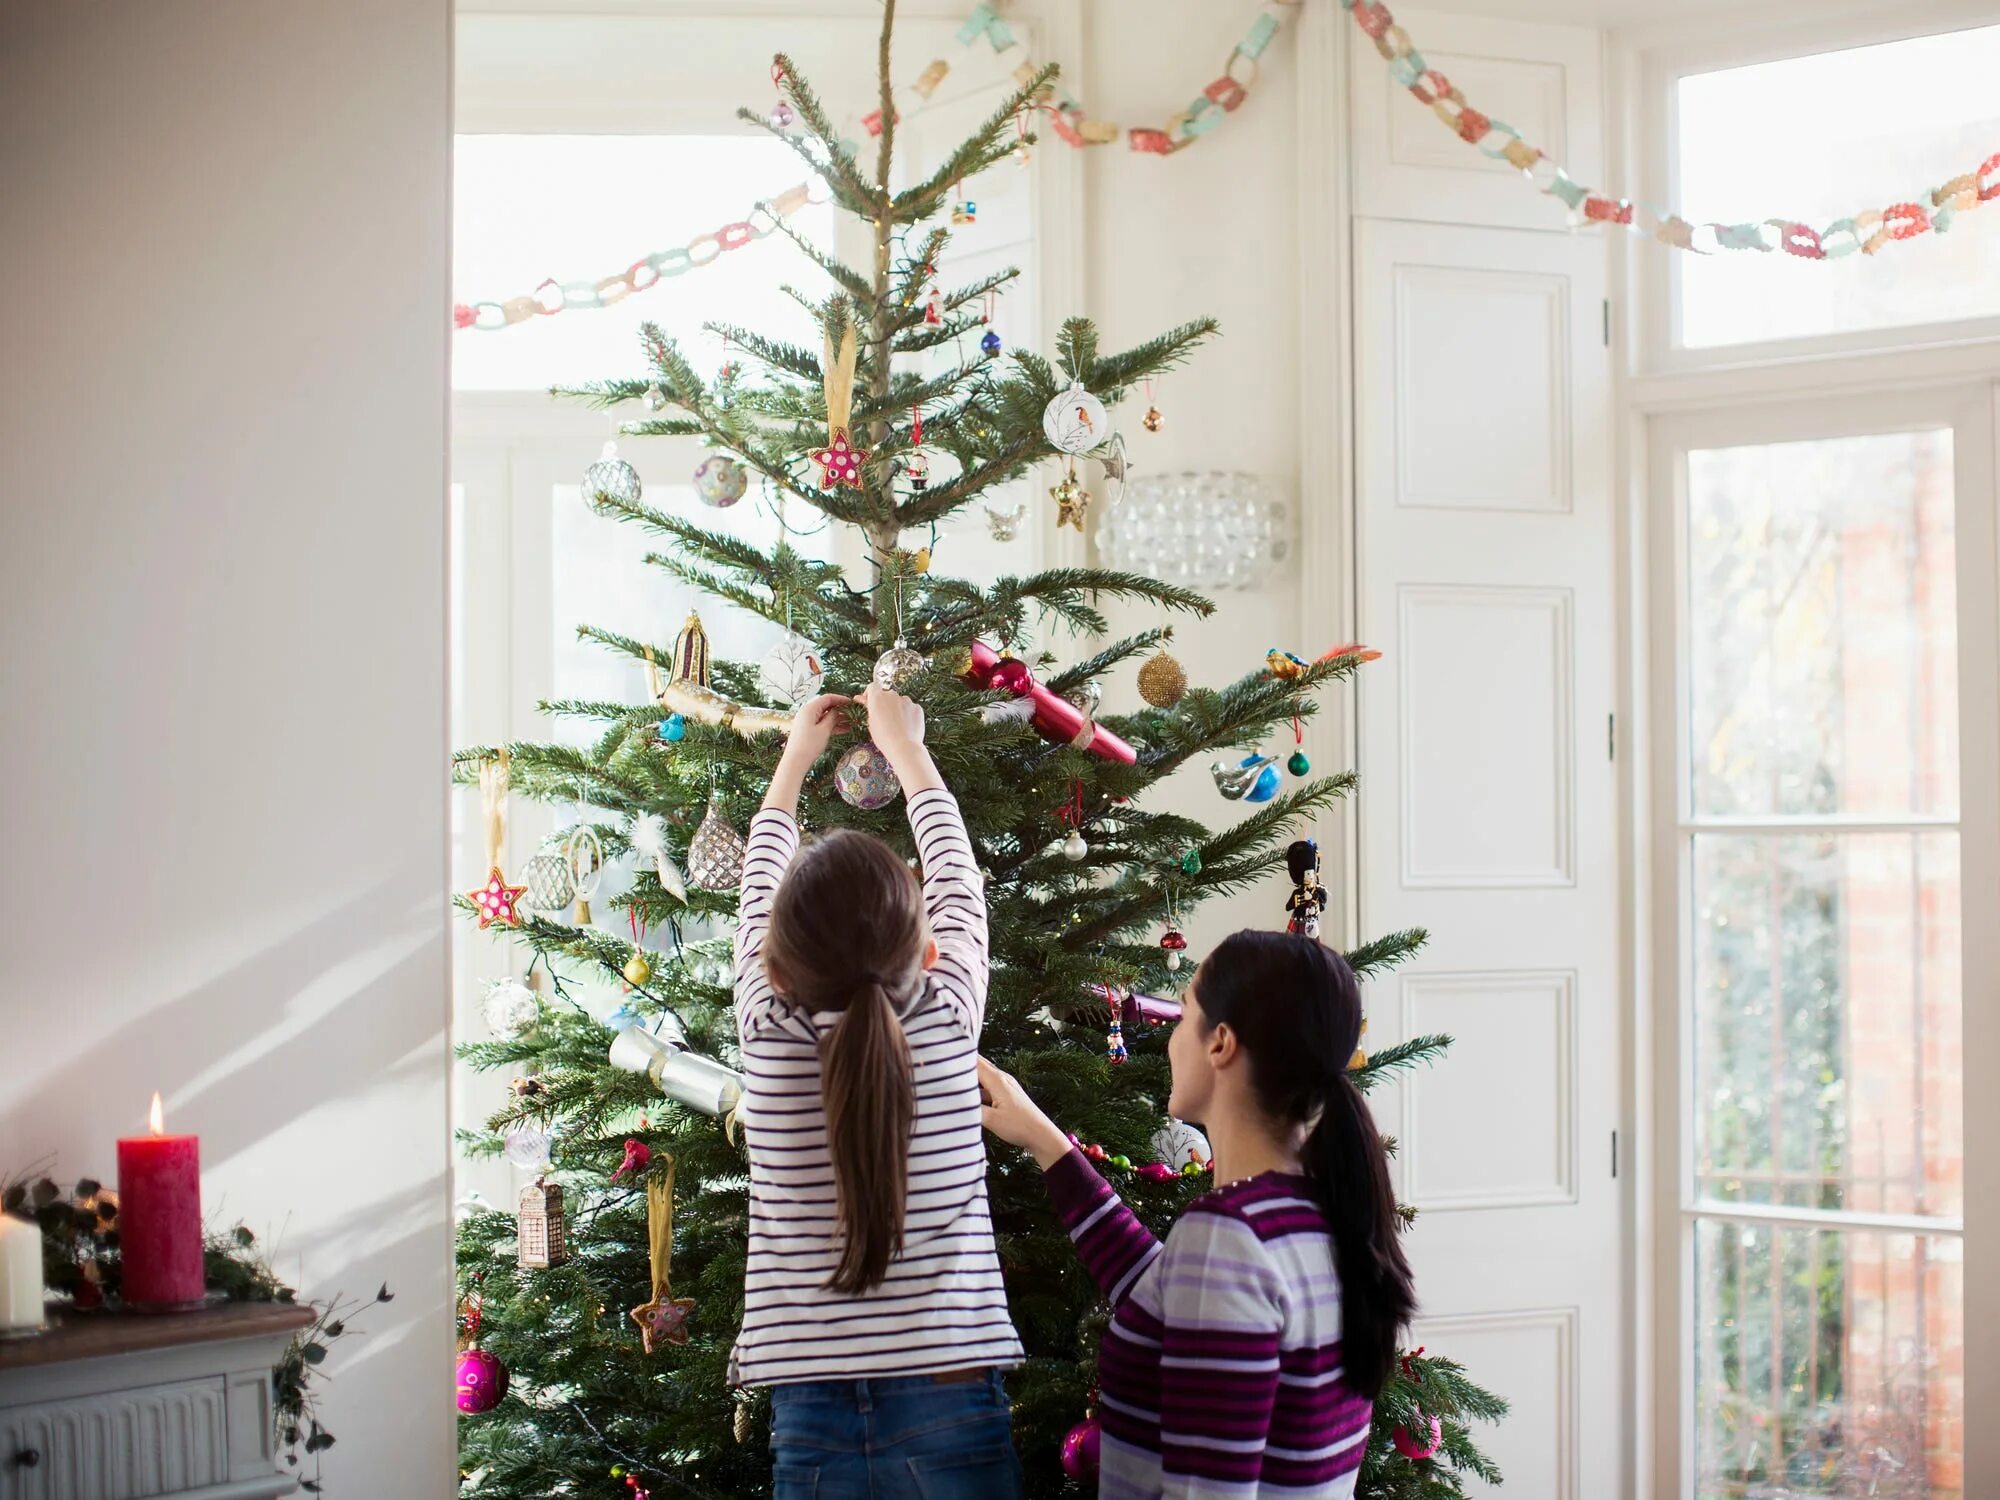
[454,6,1505,1495]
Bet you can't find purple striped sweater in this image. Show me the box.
[1046,1149,1373,1498]
[728,788,1024,1388]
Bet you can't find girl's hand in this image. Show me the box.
[780,693,851,766]
[977,1057,1072,1169]
[860,682,926,759]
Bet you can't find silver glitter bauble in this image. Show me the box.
[482,978,540,1040]
[873,638,928,694]
[583,441,641,509]
[521,852,575,915]
[687,795,747,891]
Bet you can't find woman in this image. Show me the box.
[980,930,1415,1497]
[734,684,1023,1499]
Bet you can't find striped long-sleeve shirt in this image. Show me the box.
[1045,1149,1374,1498]
[728,787,1024,1388]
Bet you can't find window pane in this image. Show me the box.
[1694,1220,1962,1499]
[1687,430,1958,819]
[1675,26,2000,349]
[1691,833,1962,1219]
[453,135,834,391]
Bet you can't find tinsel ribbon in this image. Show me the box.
[822,324,859,441]
[646,1157,677,1302]
[479,749,510,870]
[1347,0,1999,255]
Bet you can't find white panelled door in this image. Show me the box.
[1353,216,1618,1500]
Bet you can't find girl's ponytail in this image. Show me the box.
[1192,929,1417,1397]
[820,976,915,1293]
[1302,1062,1416,1395]
[762,829,927,1296]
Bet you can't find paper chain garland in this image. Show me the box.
[1347,0,2000,257]
[454,1,1296,331]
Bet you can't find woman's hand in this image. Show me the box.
[978,1057,1073,1170]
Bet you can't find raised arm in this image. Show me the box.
[1156,1209,1286,1498]
[735,694,847,1044]
[862,685,990,1035]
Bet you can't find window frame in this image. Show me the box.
[1635,0,2000,376]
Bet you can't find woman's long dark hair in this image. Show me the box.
[1192,929,1416,1395]
[762,829,924,1294]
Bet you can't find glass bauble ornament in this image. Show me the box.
[1149,1119,1210,1172]
[1288,749,1311,776]
[502,1122,554,1169]
[1243,755,1281,803]
[583,441,641,509]
[482,978,539,1040]
[834,740,902,811]
[642,382,667,412]
[768,100,797,130]
[984,501,1026,541]
[988,655,1033,697]
[687,795,746,890]
[980,329,1002,356]
[873,638,928,694]
[1137,650,1188,708]
[1061,831,1088,862]
[759,632,825,707]
[1142,405,1164,433]
[623,951,653,987]
[456,1349,510,1414]
[692,454,748,508]
[1043,379,1109,455]
[521,852,575,915]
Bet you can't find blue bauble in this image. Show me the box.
[980,329,1003,356]
[660,714,688,742]
[1242,753,1281,803]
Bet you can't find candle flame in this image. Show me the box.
[149,1091,165,1137]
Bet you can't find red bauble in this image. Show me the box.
[1393,1414,1443,1461]
[1159,927,1188,951]
[989,656,1034,697]
[1060,1415,1102,1479]
[456,1348,509,1414]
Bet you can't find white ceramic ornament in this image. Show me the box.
[692,454,749,508]
[834,740,902,811]
[759,632,825,707]
[1061,831,1089,862]
[1149,1119,1211,1171]
[482,978,540,1040]
[1043,379,1109,456]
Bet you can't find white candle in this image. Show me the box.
[0,1213,43,1333]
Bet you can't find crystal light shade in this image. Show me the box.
[1096,470,1290,591]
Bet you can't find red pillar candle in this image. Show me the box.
[116,1093,205,1308]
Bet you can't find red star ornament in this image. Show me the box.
[631,1292,697,1353]
[809,426,868,490]
[468,865,527,928]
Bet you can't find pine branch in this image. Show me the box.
[892,64,1058,221]
[1042,628,1174,694]
[760,216,873,302]
[1352,1033,1454,1094]
[1345,926,1429,978]
[700,324,823,384]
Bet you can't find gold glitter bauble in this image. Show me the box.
[1136,650,1188,708]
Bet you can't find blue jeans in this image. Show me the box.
[768,1368,1022,1500]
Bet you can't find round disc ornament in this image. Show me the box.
[692,454,748,508]
[1042,379,1108,455]
[834,740,902,810]
[759,632,825,707]
[583,441,642,509]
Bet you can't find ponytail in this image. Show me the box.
[820,977,915,1293]
[761,829,927,1297]
[1303,1067,1416,1396]
[1191,929,1417,1397]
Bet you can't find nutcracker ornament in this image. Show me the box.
[1285,838,1328,939]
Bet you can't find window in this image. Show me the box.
[1655,396,1987,1500]
[1670,24,2000,351]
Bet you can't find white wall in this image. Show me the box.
[1078,0,1316,947]
[0,3,455,1491]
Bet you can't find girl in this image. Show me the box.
[732,684,1024,1500]
[980,930,1415,1498]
